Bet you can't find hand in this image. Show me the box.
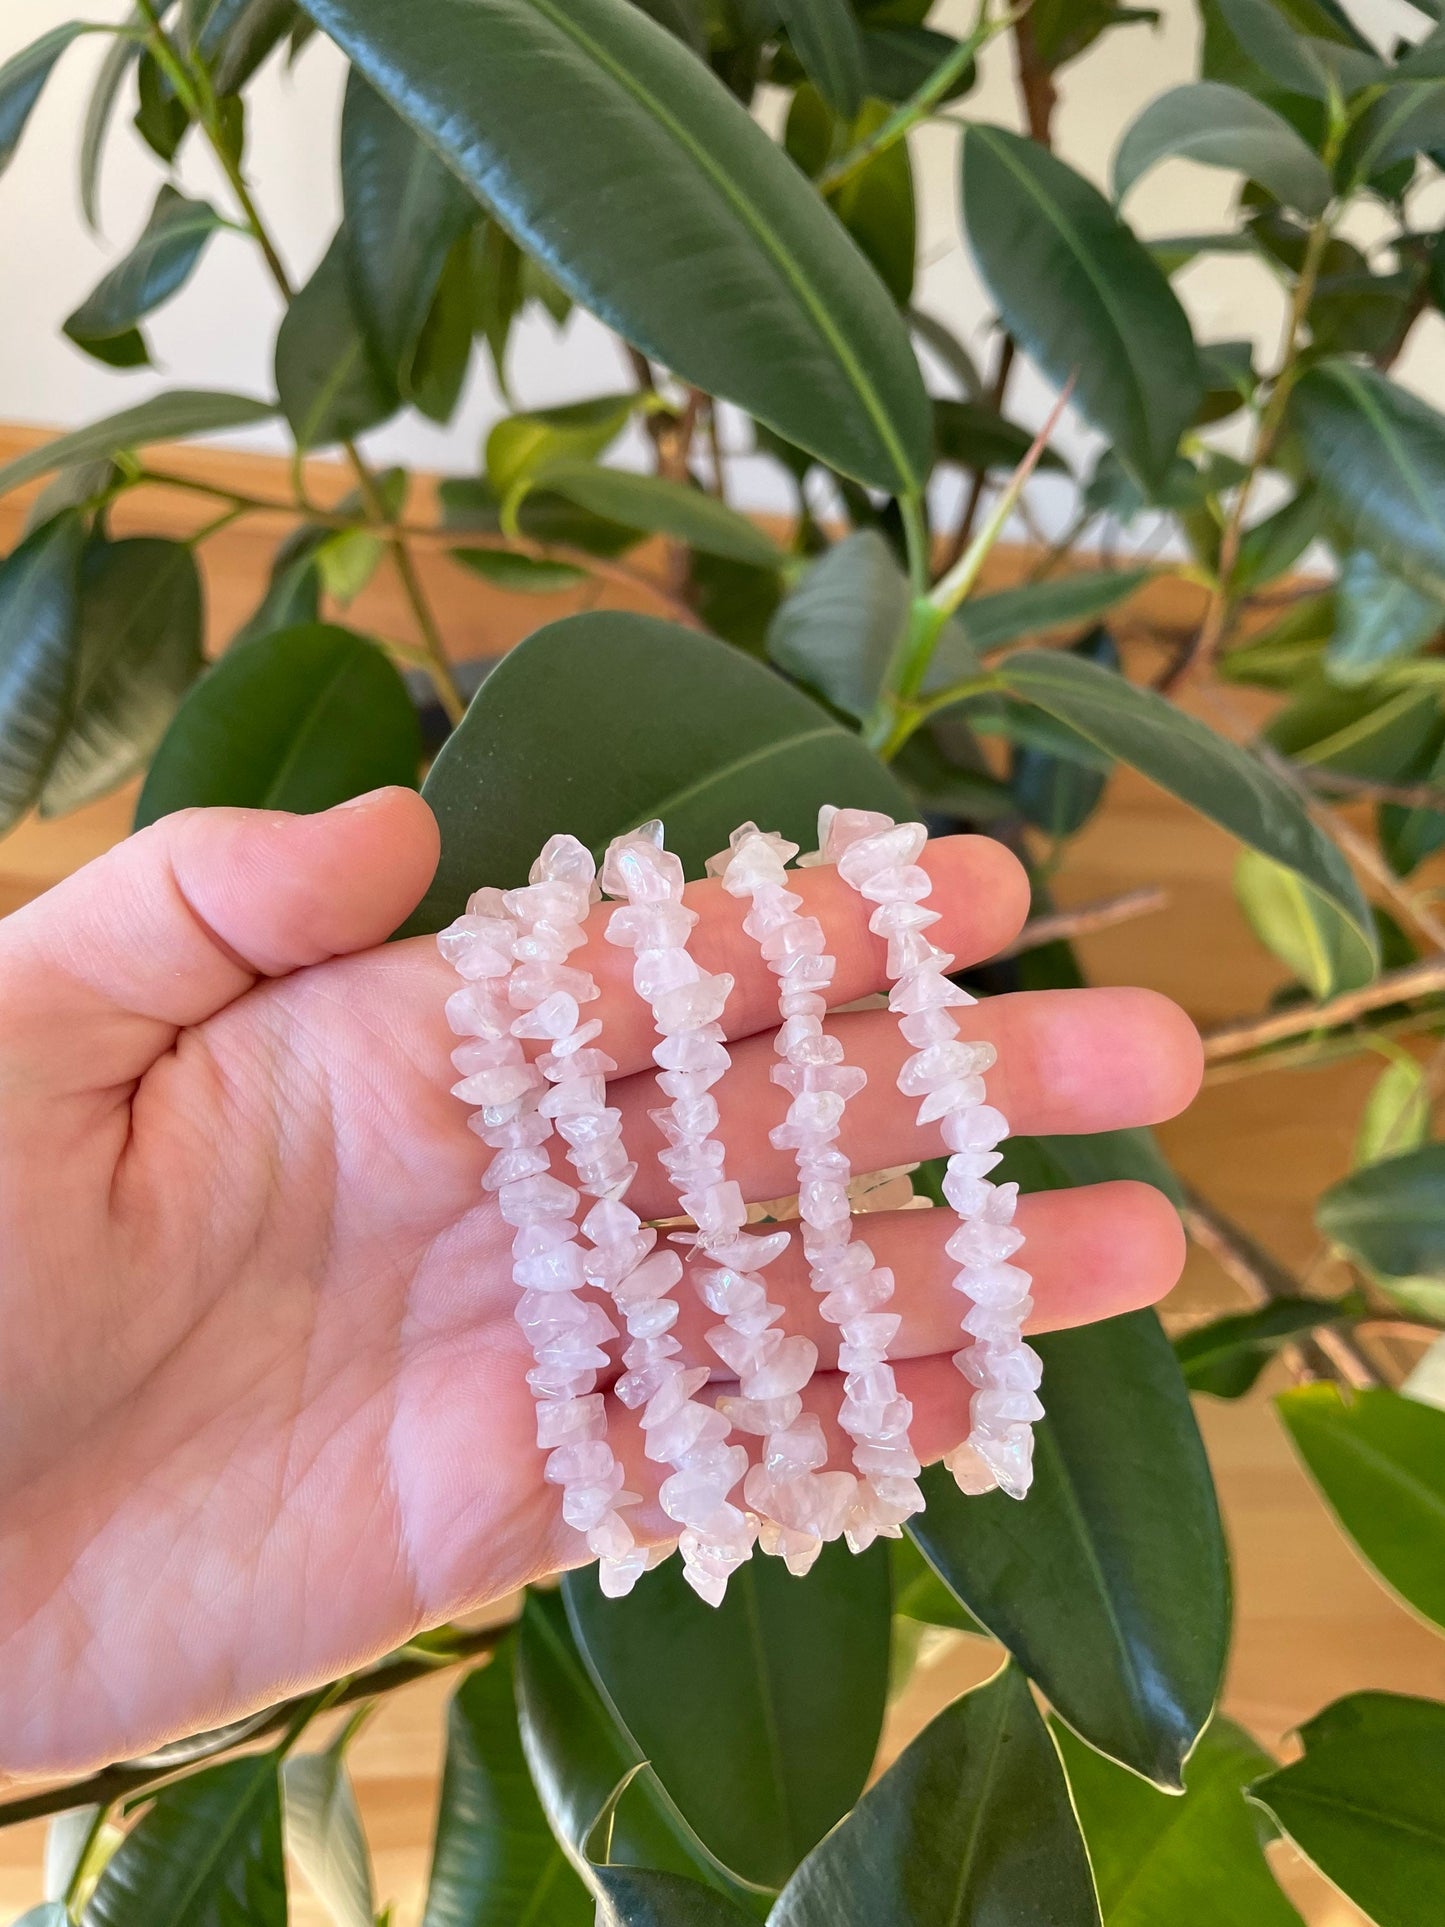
[0,791,1201,1778]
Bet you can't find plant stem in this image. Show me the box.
[60,1802,111,1918]
[1304,768,1445,813]
[1201,955,1445,1062]
[994,885,1168,958]
[937,337,1016,577]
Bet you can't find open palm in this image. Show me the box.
[0,790,1200,1779]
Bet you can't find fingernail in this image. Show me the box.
[333,786,399,813]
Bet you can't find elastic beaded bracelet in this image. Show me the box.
[713,823,920,1563]
[438,842,645,1597]
[817,807,1042,1500]
[600,819,779,1606]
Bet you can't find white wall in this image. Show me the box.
[2,0,1441,527]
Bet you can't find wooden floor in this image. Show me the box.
[3,439,1443,1923]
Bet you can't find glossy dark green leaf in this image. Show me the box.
[863,26,975,104]
[0,512,86,834]
[439,474,641,559]
[1234,486,1322,592]
[296,0,930,491]
[1114,80,1331,215]
[0,392,277,503]
[933,571,1147,678]
[782,85,917,308]
[1327,549,1445,685]
[772,1664,1100,1927]
[276,232,400,450]
[409,234,476,424]
[1249,1691,1445,1926]
[421,1644,591,1927]
[1233,848,1377,998]
[340,69,475,384]
[994,1124,1185,1205]
[1175,1297,1348,1398]
[135,623,420,825]
[933,399,1066,475]
[233,527,326,647]
[405,611,910,931]
[133,47,189,160]
[514,1590,763,1905]
[83,1754,287,1927]
[1277,1383,1445,1632]
[960,125,1202,489]
[994,648,1374,953]
[778,0,865,117]
[1350,78,1445,182]
[1266,676,1441,782]
[448,548,586,593]
[79,15,156,230]
[563,1538,890,1889]
[766,529,907,721]
[39,537,203,817]
[200,0,299,95]
[1381,727,1445,875]
[909,1311,1228,1788]
[0,23,87,180]
[1292,360,1445,598]
[282,1745,375,1927]
[909,306,982,398]
[1212,0,1380,98]
[1316,1142,1445,1281]
[540,465,782,566]
[1011,627,1116,838]
[63,186,223,363]
[592,1866,757,1927]
[1056,1715,1301,1925]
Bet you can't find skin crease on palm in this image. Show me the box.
[0,787,1203,1781]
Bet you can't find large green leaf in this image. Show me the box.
[1265,677,1441,781]
[0,393,277,503]
[38,536,204,817]
[0,512,86,834]
[1233,848,1377,998]
[993,648,1375,954]
[1056,1716,1302,1925]
[1211,0,1381,98]
[421,1645,591,1927]
[0,23,87,180]
[1175,1298,1349,1399]
[591,1866,758,1927]
[1276,1383,1445,1634]
[766,529,908,721]
[1316,1143,1445,1280]
[1114,81,1331,216]
[340,69,475,386]
[539,465,782,566]
[513,1590,764,1907]
[275,232,400,450]
[135,623,421,825]
[563,1540,891,1890]
[778,0,866,117]
[960,125,1202,489]
[281,1744,375,1927]
[83,1754,287,1926]
[1248,1692,1445,1927]
[1349,78,1445,182]
[933,398,1067,475]
[63,186,223,365]
[771,1664,1100,1926]
[405,611,910,932]
[295,0,930,491]
[1291,360,1445,598]
[1327,549,1445,685]
[1010,626,1117,838]
[909,1312,1229,1789]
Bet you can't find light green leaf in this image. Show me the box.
[1277,1383,1445,1633]
[994,648,1375,954]
[909,1311,1227,1789]
[294,0,931,492]
[1327,549,1445,685]
[340,69,475,385]
[39,536,204,817]
[1249,1691,1445,1925]
[282,1747,375,1927]
[778,0,866,117]
[815,94,916,308]
[1233,848,1377,998]
[0,392,277,503]
[485,395,637,504]
[63,186,222,364]
[276,232,400,450]
[403,611,910,933]
[960,125,1202,490]
[135,622,421,824]
[1056,1716,1301,1925]
[421,1644,591,1927]
[540,465,782,567]
[771,1664,1100,1926]
[766,529,908,721]
[563,1540,891,1890]
[1317,1143,1445,1281]
[15,1906,70,1926]
[0,513,86,834]
[448,548,587,594]
[1175,1298,1351,1399]
[890,1536,989,1636]
[0,23,88,180]
[83,1754,287,1926]
[1114,80,1331,216]
[1355,1049,1430,1168]
[1291,359,1445,599]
